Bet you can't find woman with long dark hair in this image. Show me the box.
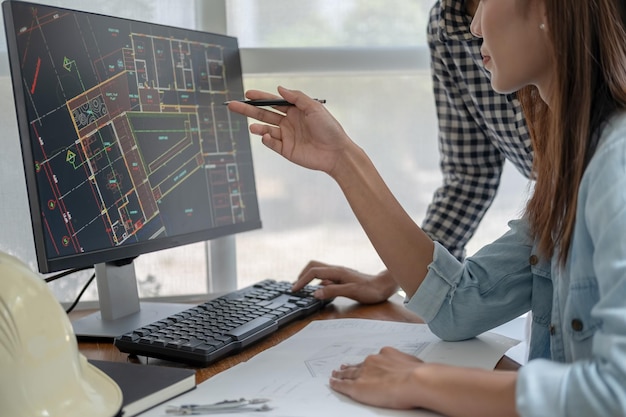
[227,0,626,415]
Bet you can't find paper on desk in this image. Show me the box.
[141,319,518,417]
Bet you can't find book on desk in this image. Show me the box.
[89,360,196,417]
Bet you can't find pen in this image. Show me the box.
[223,98,326,106]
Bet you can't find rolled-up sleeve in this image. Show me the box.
[405,241,464,322]
[406,218,534,341]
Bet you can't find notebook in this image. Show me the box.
[90,360,196,416]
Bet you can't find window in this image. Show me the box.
[224,1,530,287]
[0,0,529,307]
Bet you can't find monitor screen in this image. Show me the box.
[3,0,262,337]
[3,0,261,274]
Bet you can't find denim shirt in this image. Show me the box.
[406,112,626,416]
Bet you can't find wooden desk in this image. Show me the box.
[77,295,519,384]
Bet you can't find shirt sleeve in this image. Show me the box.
[405,218,534,341]
[421,7,506,260]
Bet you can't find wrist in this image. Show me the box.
[329,141,369,185]
[410,364,442,410]
[411,364,520,417]
[376,270,400,298]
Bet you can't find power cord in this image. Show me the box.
[44,266,96,313]
[64,271,96,314]
[44,266,92,283]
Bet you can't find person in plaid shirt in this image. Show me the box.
[291,0,534,303]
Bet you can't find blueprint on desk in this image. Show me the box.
[141,318,519,417]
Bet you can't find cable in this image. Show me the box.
[42,266,97,313]
[44,265,93,283]
[65,271,96,314]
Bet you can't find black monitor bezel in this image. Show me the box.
[3,0,262,274]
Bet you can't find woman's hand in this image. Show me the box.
[292,261,399,304]
[227,86,353,176]
[330,347,426,409]
[332,348,520,417]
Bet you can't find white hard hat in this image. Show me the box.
[0,251,122,417]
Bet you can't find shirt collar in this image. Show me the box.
[437,0,476,42]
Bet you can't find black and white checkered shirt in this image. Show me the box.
[421,0,534,260]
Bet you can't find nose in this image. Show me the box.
[470,2,483,38]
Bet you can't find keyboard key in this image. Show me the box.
[226,317,275,341]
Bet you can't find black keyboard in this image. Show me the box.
[114,279,331,366]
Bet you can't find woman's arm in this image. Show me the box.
[228,87,434,298]
[327,136,434,298]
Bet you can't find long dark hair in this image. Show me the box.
[519,0,626,265]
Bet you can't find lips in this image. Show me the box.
[480,49,491,66]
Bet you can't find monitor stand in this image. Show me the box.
[71,236,238,340]
[71,260,191,340]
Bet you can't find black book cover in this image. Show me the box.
[90,360,196,417]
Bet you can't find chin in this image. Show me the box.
[490,79,518,95]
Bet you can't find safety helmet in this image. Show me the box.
[0,251,122,417]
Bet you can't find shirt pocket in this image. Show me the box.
[565,281,601,343]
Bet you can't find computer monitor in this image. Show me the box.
[3,0,261,338]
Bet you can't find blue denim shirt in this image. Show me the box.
[406,113,626,416]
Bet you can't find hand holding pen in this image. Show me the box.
[226,86,352,177]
